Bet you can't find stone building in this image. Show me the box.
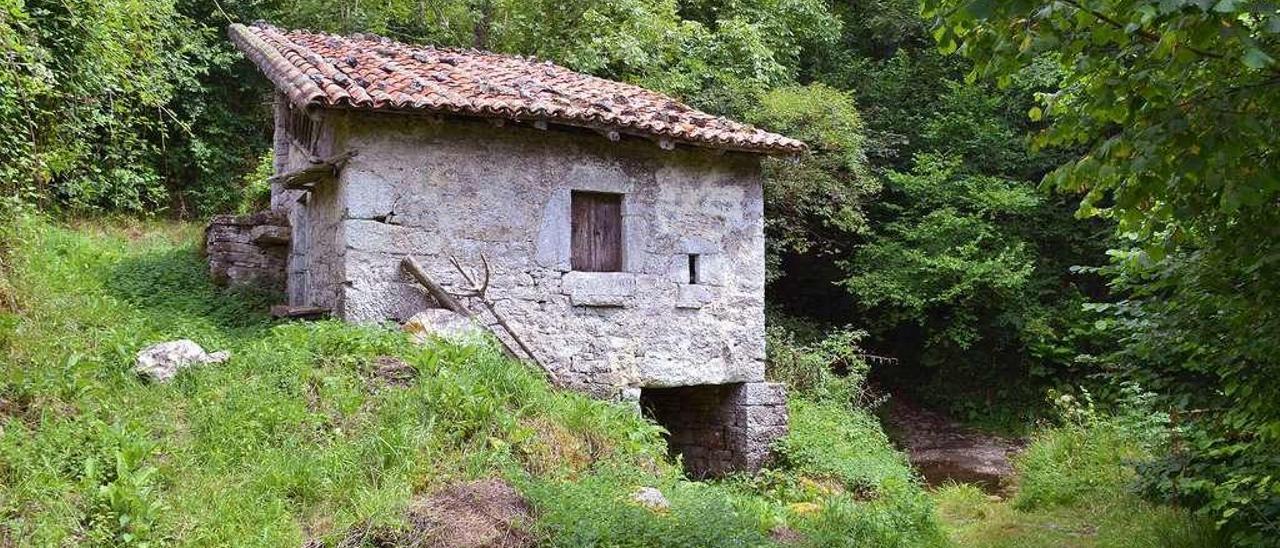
[222,22,804,476]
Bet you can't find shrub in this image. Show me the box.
[767,399,946,547]
[766,314,875,407]
[1014,384,1168,510]
[236,151,274,215]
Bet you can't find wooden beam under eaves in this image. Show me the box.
[270,150,358,191]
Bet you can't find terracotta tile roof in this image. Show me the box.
[229,23,805,154]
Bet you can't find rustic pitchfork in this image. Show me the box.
[446,254,491,299]
[444,254,549,376]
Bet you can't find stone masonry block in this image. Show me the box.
[250,225,291,245]
[675,283,718,309]
[731,382,787,407]
[206,210,289,292]
[561,271,636,307]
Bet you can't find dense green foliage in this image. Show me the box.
[0,217,944,545]
[747,84,877,280]
[924,0,1280,542]
[755,1,1109,423]
[0,0,267,215]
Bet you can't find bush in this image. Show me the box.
[775,400,916,496]
[766,317,873,407]
[766,399,946,547]
[1014,384,1168,510]
[235,151,274,215]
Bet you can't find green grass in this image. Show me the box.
[0,216,944,546]
[932,418,1223,547]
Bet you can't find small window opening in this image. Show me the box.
[571,191,623,272]
[687,254,700,284]
[285,105,321,153]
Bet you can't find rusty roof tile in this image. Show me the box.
[228,23,805,154]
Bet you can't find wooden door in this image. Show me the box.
[571,191,623,272]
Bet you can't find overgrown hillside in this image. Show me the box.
[0,217,943,546]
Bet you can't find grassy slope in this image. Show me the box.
[0,218,943,547]
[932,407,1222,547]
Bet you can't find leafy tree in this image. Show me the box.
[0,0,50,211]
[747,84,878,281]
[847,154,1040,355]
[923,0,1280,541]
[746,0,1109,424]
[0,0,271,215]
[842,154,1105,420]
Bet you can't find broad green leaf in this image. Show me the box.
[1242,47,1275,69]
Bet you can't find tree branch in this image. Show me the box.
[1057,0,1225,61]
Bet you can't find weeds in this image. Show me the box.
[766,318,878,408]
[932,383,1222,547]
[1016,383,1170,510]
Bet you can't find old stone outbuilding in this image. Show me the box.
[218,22,804,477]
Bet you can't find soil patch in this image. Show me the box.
[371,355,418,387]
[334,478,533,547]
[403,478,534,548]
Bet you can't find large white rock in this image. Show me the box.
[403,309,485,344]
[134,340,229,382]
[629,487,670,512]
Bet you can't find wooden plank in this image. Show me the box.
[269,150,357,190]
[571,191,622,271]
[400,257,473,319]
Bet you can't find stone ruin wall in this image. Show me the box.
[204,210,290,291]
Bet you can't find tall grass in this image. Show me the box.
[932,386,1223,547]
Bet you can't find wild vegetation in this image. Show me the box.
[1,0,1277,545]
[0,217,947,545]
[0,217,1218,545]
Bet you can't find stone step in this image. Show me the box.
[270,305,331,319]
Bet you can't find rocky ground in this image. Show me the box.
[881,397,1024,494]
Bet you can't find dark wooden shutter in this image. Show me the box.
[571,191,623,272]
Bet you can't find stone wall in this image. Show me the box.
[640,382,789,477]
[270,93,347,310]
[299,111,768,398]
[204,210,290,291]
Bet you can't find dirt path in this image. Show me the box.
[880,397,1024,493]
